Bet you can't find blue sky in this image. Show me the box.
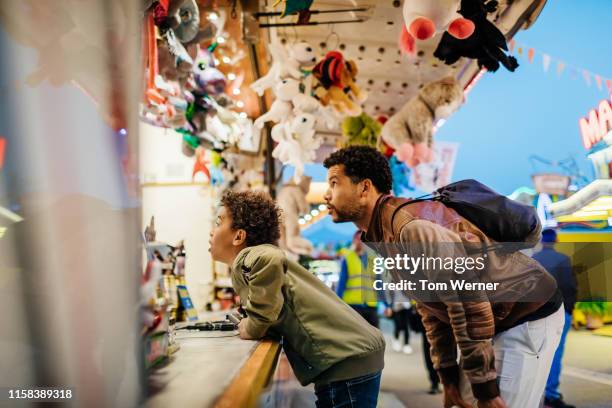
[290,1,612,195]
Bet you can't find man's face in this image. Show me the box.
[209,206,241,264]
[324,165,366,223]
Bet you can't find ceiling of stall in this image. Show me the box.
[257,0,547,123]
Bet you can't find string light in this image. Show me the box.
[239,112,248,119]
[217,36,226,44]
[236,101,245,108]
[311,209,320,216]
[228,73,236,80]
[222,56,231,64]
[298,218,306,225]
[208,12,219,21]
[232,88,241,95]
[304,214,312,221]
[318,204,327,211]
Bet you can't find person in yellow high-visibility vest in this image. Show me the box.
[336,232,380,328]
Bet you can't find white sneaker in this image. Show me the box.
[392,339,402,352]
[402,345,413,354]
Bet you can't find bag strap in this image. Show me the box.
[390,193,437,236]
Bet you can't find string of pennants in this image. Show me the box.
[509,39,612,95]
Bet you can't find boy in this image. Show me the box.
[209,190,385,408]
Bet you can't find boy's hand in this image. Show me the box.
[443,383,471,408]
[238,318,255,340]
[478,397,508,408]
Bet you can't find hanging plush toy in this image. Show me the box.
[251,41,317,96]
[313,51,366,117]
[399,0,475,55]
[277,177,314,258]
[271,113,320,182]
[381,77,463,168]
[253,78,301,128]
[434,0,518,72]
[341,113,382,148]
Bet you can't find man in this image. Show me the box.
[209,190,385,408]
[323,145,564,408]
[533,229,577,408]
[337,231,380,328]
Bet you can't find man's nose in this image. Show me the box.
[323,189,331,202]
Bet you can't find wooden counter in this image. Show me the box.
[146,322,280,408]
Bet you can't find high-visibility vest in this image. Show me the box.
[340,249,378,307]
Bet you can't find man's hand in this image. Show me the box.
[443,383,471,408]
[478,397,508,408]
[237,318,255,340]
[384,308,393,318]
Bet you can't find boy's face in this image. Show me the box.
[324,164,365,223]
[209,206,244,264]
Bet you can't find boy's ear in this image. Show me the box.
[361,178,373,196]
[233,229,247,246]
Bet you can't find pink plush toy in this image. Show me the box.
[400,0,475,54]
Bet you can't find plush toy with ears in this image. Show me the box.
[254,78,301,128]
[399,0,475,55]
[277,177,314,257]
[251,41,317,96]
[434,0,518,72]
[271,113,320,182]
[381,77,463,168]
[313,51,366,117]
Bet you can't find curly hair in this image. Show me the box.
[221,190,282,247]
[323,145,392,194]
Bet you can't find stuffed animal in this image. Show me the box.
[313,51,366,117]
[271,113,320,182]
[254,78,301,128]
[381,77,463,168]
[277,177,314,257]
[434,0,518,72]
[251,41,317,96]
[400,0,475,54]
[341,113,382,148]
[292,92,338,130]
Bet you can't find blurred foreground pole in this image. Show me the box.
[0,1,143,406]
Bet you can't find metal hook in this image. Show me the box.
[325,24,340,50]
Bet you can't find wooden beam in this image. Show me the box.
[214,340,281,408]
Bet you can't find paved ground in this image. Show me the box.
[379,320,612,408]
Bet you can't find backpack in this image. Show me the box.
[391,179,540,247]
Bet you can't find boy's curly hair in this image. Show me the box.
[221,190,282,246]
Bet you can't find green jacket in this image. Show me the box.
[231,244,385,386]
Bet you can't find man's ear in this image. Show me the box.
[361,179,373,196]
[233,229,247,246]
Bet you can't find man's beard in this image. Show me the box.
[331,202,364,223]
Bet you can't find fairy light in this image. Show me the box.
[236,101,245,108]
[298,218,306,225]
[208,12,219,21]
[217,36,226,44]
[228,73,236,81]
[304,214,312,221]
[239,112,248,119]
[232,88,241,95]
[222,56,231,64]
[318,204,327,211]
[311,209,320,217]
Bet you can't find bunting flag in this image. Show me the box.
[595,75,603,90]
[582,70,592,87]
[510,40,611,94]
[528,48,535,63]
[557,61,566,77]
[542,54,551,73]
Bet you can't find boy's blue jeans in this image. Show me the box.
[314,371,382,408]
[545,311,572,400]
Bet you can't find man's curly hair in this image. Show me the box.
[323,145,392,194]
[221,190,282,246]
